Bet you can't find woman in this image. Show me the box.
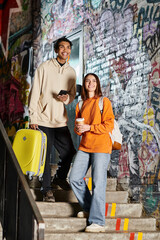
[69,73,114,232]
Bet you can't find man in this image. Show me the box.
[28,37,76,202]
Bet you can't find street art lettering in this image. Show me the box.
[112,58,133,90]
[110,0,132,11]
[145,25,160,60]
[151,86,160,126]
[152,87,160,107]
[137,5,160,31]
[118,143,130,179]
[143,21,157,41]
[150,61,160,86]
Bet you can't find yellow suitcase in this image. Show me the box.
[12,128,47,180]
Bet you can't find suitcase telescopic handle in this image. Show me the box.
[37,128,46,166]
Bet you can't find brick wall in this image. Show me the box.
[38,0,160,217]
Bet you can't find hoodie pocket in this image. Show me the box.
[38,98,50,120]
[38,97,67,124]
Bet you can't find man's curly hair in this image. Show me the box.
[54,37,73,51]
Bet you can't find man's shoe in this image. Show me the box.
[43,190,55,202]
[77,211,89,218]
[52,176,71,191]
[85,223,105,233]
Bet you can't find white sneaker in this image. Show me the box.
[77,211,89,218]
[85,223,105,233]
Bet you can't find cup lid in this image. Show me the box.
[76,118,84,122]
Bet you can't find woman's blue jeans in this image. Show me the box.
[69,150,110,226]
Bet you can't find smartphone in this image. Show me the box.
[58,90,68,95]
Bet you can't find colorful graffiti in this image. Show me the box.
[46,0,84,40]
[0,48,32,139]
[79,0,160,202]
[0,0,33,140]
[30,0,160,209]
[0,0,32,141]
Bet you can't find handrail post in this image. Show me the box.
[0,119,45,240]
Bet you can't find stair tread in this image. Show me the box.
[43,216,156,220]
[45,230,158,233]
[44,232,160,240]
[37,202,142,218]
[36,201,143,218]
[32,189,129,203]
[37,202,141,205]
[32,170,159,239]
[43,216,156,232]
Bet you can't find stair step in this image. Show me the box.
[44,217,156,232]
[31,189,128,203]
[36,202,143,218]
[27,177,117,191]
[44,232,160,240]
[53,190,128,203]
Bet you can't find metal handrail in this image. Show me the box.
[0,119,45,240]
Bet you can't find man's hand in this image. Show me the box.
[57,94,68,102]
[76,124,91,133]
[29,124,38,130]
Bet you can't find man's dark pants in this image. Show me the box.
[39,125,76,194]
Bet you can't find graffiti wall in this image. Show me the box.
[0,0,160,219]
[0,0,33,139]
[38,0,160,217]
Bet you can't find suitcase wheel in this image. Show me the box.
[38,175,43,182]
[26,171,34,181]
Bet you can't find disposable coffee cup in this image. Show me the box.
[76,118,85,125]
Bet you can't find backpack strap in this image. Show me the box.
[79,97,104,113]
[78,100,83,111]
[98,96,104,113]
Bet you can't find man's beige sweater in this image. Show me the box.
[28,59,76,128]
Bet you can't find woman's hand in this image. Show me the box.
[76,124,91,133]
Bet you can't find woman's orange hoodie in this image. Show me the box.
[75,96,114,154]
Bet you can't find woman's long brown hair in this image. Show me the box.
[81,73,102,101]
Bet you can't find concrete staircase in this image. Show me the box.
[30,165,160,240]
